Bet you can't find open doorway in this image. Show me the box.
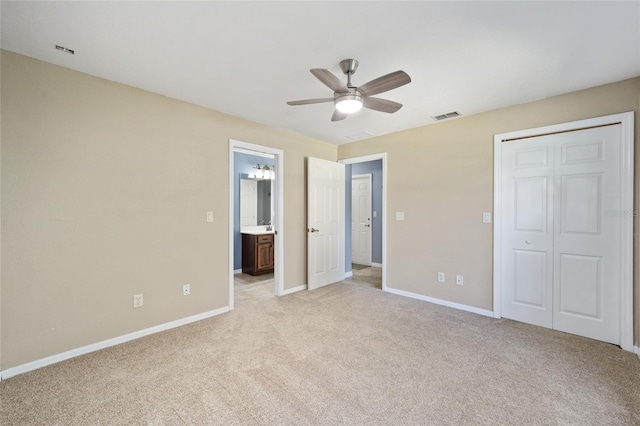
[340,154,387,291]
[228,140,284,310]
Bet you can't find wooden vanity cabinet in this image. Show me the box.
[242,233,274,275]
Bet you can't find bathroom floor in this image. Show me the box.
[234,272,275,305]
[234,265,382,305]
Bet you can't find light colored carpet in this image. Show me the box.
[1,281,639,425]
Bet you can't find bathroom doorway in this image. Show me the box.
[229,140,284,310]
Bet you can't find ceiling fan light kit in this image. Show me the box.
[335,92,363,113]
[287,58,411,122]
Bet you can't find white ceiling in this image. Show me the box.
[2,1,639,145]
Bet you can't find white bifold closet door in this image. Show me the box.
[500,125,622,344]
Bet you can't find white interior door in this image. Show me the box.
[240,179,257,227]
[500,125,623,345]
[500,140,554,328]
[351,174,372,265]
[552,126,621,343]
[307,157,345,290]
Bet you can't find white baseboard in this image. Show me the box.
[372,262,382,268]
[0,306,230,380]
[233,269,242,274]
[344,271,353,278]
[384,287,494,318]
[635,346,640,359]
[281,284,306,296]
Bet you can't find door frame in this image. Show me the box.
[351,173,373,266]
[339,153,387,291]
[229,139,285,310]
[493,112,634,351]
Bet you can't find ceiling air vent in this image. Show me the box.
[433,111,461,121]
[346,131,374,141]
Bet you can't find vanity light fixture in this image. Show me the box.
[251,164,275,180]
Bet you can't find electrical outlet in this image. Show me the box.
[456,275,464,286]
[133,294,143,308]
[437,272,445,283]
[183,284,190,296]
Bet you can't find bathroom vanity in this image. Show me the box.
[241,229,274,275]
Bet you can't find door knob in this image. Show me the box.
[308,228,319,233]
[365,224,370,228]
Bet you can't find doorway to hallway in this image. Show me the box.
[341,153,387,291]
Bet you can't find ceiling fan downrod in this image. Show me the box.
[340,59,359,88]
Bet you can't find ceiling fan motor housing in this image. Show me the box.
[340,59,359,76]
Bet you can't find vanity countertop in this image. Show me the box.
[241,226,275,235]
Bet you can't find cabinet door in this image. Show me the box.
[256,242,273,271]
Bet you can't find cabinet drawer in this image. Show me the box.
[257,234,273,244]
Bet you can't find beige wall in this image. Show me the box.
[0,51,336,369]
[339,78,640,344]
[2,49,638,371]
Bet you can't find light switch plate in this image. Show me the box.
[206,211,214,223]
[483,212,491,223]
[396,212,405,221]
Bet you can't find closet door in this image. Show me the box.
[552,126,621,344]
[500,139,555,328]
[500,125,622,345]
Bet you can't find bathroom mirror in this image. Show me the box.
[240,177,272,226]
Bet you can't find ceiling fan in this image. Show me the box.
[287,59,411,122]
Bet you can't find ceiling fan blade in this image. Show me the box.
[358,71,411,97]
[311,69,350,94]
[331,110,348,122]
[363,97,403,113]
[287,98,334,106]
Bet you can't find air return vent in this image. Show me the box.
[55,45,75,55]
[346,131,374,141]
[433,111,461,121]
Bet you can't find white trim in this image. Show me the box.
[634,346,640,359]
[493,112,634,352]
[385,287,494,318]
[229,140,285,311]
[371,262,382,268]
[233,147,275,159]
[339,153,387,291]
[0,307,229,380]
[281,284,307,295]
[234,269,242,274]
[344,271,353,278]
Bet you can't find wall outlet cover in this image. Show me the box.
[133,294,143,308]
